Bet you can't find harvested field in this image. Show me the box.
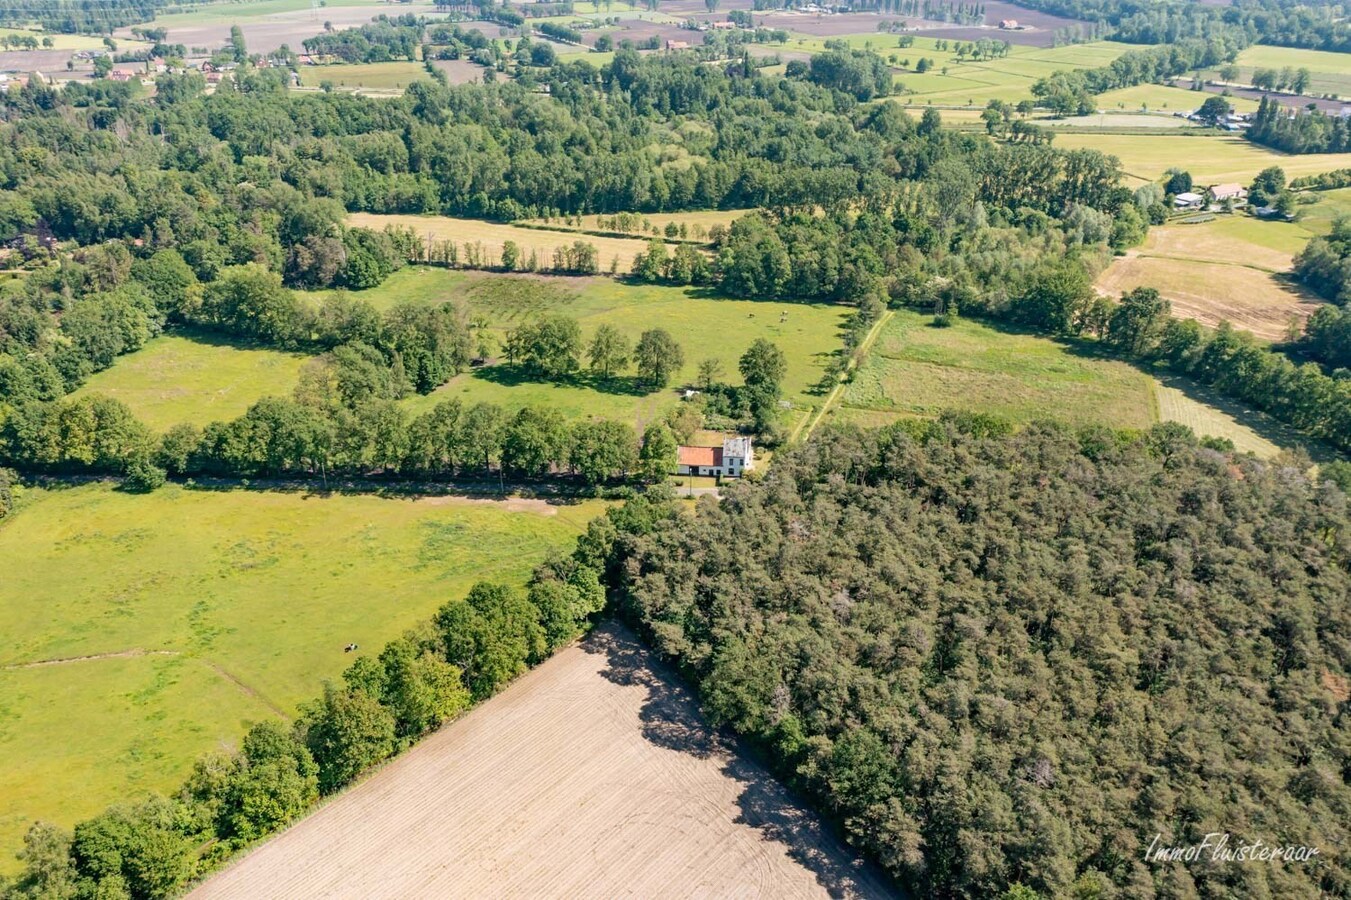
[1155,377,1281,458]
[119,2,450,55]
[347,212,673,272]
[518,208,748,240]
[1094,217,1326,343]
[431,57,486,84]
[190,623,895,900]
[1155,374,1342,462]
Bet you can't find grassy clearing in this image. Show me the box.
[71,332,309,432]
[402,272,847,432]
[1095,83,1260,114]
[297,269,847,433]
[0,28,112,51]
[347,212,666,273]
[1055,133,1351,186]
[838,308,1157,429]
[0,482,604,869]
[298,61,428,90]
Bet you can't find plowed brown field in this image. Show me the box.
[190,623,896,900]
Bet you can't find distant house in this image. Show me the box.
[999,19,1020,29]
[676,436,755,478]
[108,69,133,82]
[665,39,690,51]
[710,20,736,29]
[1173,191,1204,209]
[1208,183,1248,204]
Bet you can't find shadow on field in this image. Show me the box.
[583,622,903,899]
[470,362,651,397]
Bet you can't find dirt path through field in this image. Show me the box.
[190,622,897,899]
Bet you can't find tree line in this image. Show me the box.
[1246,94,1351,154]
[1031,38,1241,116]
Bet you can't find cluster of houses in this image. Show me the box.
[1173,183,1249,211]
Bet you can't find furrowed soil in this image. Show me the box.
[190,622,896,900]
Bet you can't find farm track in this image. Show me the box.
[190,622,898,900]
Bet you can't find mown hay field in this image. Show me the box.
[298,62,429,91]
[190,623,894,900]
[347,212,669,273]
[0,483,603,871]
[1094,218,1324,342]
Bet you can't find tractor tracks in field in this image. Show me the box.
[1,648,289,718]
[1,648,181,670]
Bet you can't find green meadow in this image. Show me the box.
[837,308,1157,429]
[0,482,604,871]
[71,332,309,432]
[306,269,850,432]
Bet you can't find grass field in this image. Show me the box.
[347,212,668,273]
[364,271,848,431]
[1229,44,1351,99]
[1055,133,1351,186]
[868,39,1136,108]
[298,61,429,90]
[190,623,891,899]
[1095,83,1259,114]
[71,332,309,432]
[837,309,1157,429]
[0,482,604,871]
[1095,216,1323,342]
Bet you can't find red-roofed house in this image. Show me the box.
[676,436,754,478]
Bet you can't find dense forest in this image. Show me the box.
[1246,95,1351,154]
[610,419,1351,899]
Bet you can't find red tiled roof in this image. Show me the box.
[677,446,722,467]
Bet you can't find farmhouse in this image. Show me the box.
[1208,183,1248,205]
[665,39,691,51]
[676,436,755,478]
[999,19,1021,29]
[1173,191,1204,210]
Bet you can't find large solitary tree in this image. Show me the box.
[634,329,684,388]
